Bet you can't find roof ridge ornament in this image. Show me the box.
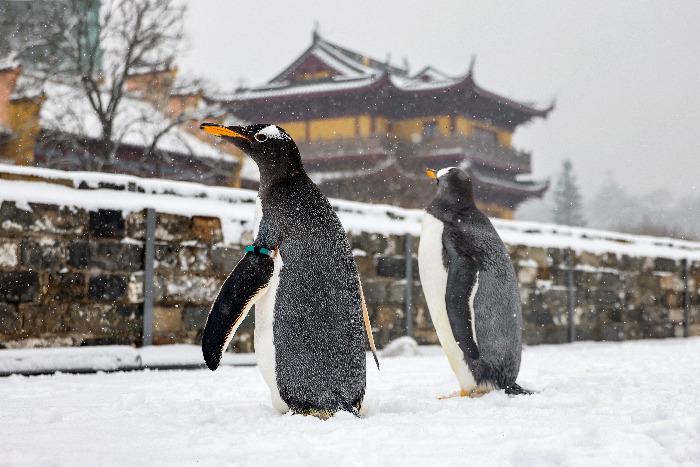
[468,54,477,77]
[312,21,320,43]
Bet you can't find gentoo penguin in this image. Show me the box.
[199,122,378,417]
[418,167,529,396]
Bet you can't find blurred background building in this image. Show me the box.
[214,31,553,218]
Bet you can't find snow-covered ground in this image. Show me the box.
[1,339,699,466]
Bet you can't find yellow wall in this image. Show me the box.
[276,121,307,142]
[308,117,356,140]
[454,116,512,147]
[357,115,371,137]
[0,98,43,165]
[374,117,389,135]
[454,116,473,136]
[275,114,513,147]
[391,115,452,140]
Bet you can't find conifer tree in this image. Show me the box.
[552,159,586,226]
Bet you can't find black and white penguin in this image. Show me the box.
[418,167,529,396]
[199,123,378,417]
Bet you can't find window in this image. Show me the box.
[422,120,439,139]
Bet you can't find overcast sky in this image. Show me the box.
[180,0,700,199]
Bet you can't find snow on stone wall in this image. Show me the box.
[0,166,698,349]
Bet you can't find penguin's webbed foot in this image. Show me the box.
[438,387,492,399]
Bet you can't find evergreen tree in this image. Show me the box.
[552,159,586,226]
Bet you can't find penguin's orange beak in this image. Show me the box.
[425,168,438,180]
[200,123,250,141]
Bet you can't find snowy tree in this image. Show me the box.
[10,0,210,171]
[552,159,586,226]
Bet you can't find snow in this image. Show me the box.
[38,81,233,162]
[0,346,141,375]
[0,345,256,376]
[1,338,699,465]
[1,165,699,260]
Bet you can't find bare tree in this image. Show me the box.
[28,0,195,171]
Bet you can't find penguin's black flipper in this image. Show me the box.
[202,252,274,370]
[443,240,481,361]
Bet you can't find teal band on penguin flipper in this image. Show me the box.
[245,245,273,257]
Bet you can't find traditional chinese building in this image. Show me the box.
[215,31,553,218]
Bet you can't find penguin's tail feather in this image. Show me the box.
[505,383,534,396]
[358,276,380,370]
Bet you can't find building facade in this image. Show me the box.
[216,32,553,218]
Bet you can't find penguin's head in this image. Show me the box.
[426,166,476,208]
[200,123,302,177]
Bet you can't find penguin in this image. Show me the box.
[199,122,378,417]
[418,167,529,396]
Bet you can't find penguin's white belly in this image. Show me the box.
[254,253,289,413]
[418,213,477,391]
[252,196,288,413]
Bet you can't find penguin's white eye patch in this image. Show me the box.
[257,125,289,140]
[437,167,455,179]
[254,132,268,142]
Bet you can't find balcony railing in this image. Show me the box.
[411,134,532,173]
[297,136,391,160]
[296,134,531,173]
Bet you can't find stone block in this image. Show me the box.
[160,274,221,304]
[210,246,241,275]
[600,323,625,341]
[0,303,21,335]
[192,216,223,244]
[540,325,568,344]
[658,274,684,292]
[155,213,191,241]
[184,304,209,331]
[68,240,90,267]
[354,256,376,277]
[350,232,388,256]
[29,204,87,236]
[19,303,68,334]
[154,244,179,270]
[41,272,86,303]
[0,271,39,302]
[377,256,416,278]
[373,305,404,345]
[387,282,406,304]
[517,266,538,285]
[21,238,67,270]
[362,279,388,305]
[89,209,125,238]
[89,242,143,271]
[127,272,144,303]
[0,201,34,235]
[153,306,184,335]
[125,211,146,240]
[178,246,211,273]
[654,257,679,273]
[0,241,19,268]
[590,289,622,310]
[88,274,127,302]
[384,235,405,256]
[577,251,602,268]
[68,303,114,334]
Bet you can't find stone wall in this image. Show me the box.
[1,172,699,350]
[0,201,254,350]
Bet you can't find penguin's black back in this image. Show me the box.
[428,203,523,389]
[261,174,366,413]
